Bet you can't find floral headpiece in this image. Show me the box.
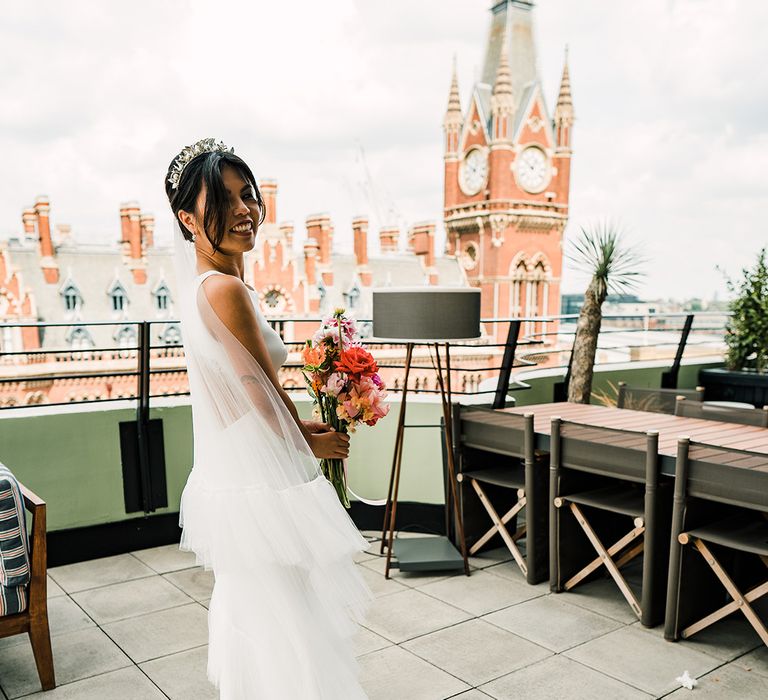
[167,138,234,190]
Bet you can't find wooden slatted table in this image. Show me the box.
[494,402,768,472]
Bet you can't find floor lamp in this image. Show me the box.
[372,287,482,578]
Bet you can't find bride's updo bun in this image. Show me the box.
[165,147,266,251]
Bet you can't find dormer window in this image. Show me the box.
[317,280,327,311]
[107,280,129,314]
[60,281,82,312]
[112,288,126,312]
[154,283,171,312]
[345,283,361,311]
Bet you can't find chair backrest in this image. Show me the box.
[674,439,768,513]
[0,463,31,616]
[551,418,658,484]
[459,406,533,461]
[617,382,704,414]
[675,398,768,428]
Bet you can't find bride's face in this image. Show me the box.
[192,165,261,255]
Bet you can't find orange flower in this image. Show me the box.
[334,346,378,378]
[302,343,326,368]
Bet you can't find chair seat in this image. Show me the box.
[565,484,645,518]
[462,467,525,490]
[686,515,768,557]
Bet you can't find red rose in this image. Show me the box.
[335,346,378,378]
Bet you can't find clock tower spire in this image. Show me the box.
[443,58,464,256]
[443,1,572,340]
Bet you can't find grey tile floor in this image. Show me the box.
[1,532,767,699]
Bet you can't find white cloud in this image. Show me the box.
[1,0,765,300]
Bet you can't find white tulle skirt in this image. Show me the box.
[179,461,375,699]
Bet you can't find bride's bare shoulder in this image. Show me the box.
[200,274,254,320]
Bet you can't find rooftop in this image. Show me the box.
[1,534,766,699]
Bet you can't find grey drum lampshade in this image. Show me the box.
[372,287,481,341]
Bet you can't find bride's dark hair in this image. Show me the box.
[165,149,266,252]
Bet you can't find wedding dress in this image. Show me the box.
[173,229,375,699]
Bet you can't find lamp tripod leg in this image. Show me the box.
[383,343,413,578]
[435,342,470,576]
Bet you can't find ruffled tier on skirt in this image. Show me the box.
[179,469,375,699]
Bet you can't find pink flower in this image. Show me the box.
[313,316,357,346]
[322,373,346,398]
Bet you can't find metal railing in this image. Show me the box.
[0,312,729,412]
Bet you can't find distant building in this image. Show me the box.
[1,0,573,405]
[0,190,477,405]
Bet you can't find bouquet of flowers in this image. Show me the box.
[302,309,390,507]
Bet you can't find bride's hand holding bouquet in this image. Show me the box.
[302,309,390,507]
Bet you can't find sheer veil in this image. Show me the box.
[172,220,320,487]
[171,220,373,698]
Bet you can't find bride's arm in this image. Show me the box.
[203,274,306,432]
[201,275,348,459]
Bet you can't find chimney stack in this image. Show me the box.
[140,214,155,248]
[379,226,399,253]
[34,196,59,283]
[352,216,372,286]
[119,203,131,255]
[303,239,320,312]
[259,179,278,225]
[124,201,147,284]
[410,221,438,285]
[22,208,36,240]
[305,213,333,285]
[279,221,294,251]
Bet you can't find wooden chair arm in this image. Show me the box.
[15,482,48,609]
[20,483,45,510]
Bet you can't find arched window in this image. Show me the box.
[264,290,281,309]
[67,327,94,350]
[161,325,182,346]
[114,325,137,349]
[317,280,327,310]
[262,289,288,314]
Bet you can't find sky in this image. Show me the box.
[1,0,766,300]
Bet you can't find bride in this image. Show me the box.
[165,138,375,698]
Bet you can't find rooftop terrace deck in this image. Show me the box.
[1,533,766,699]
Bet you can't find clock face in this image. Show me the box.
[516,146,550,193]
[459,148,488,196]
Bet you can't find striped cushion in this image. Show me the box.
[0,463,30,616]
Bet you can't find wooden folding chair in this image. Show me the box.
[675,397,768,427]
[665,438,768,646]
[617,382,704,414]
[456,409,548,584]
[549,418,671,626]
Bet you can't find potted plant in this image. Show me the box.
[700,248,768,405]
[567,222,644,404]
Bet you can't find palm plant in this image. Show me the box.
[567,222,645,404]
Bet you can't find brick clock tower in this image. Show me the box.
[443,0,573,340]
